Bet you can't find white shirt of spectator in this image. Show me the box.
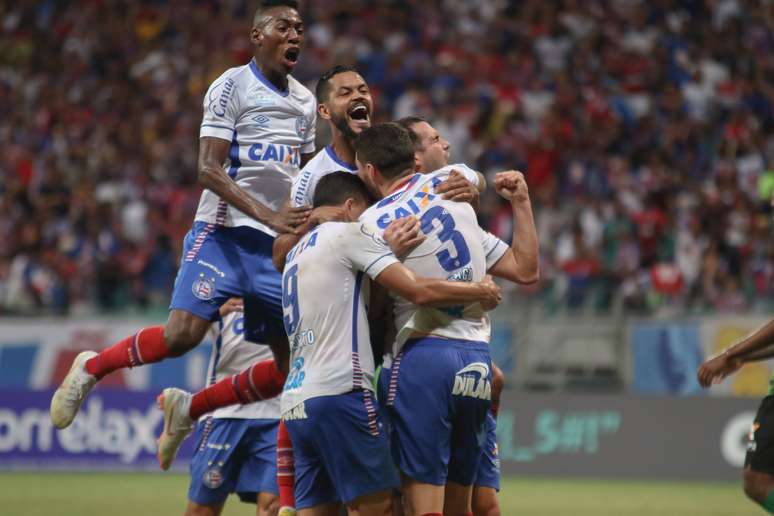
[280,222,398,414]
[196,60,317,236]
[204,311,280,420]
[359,169,508,357]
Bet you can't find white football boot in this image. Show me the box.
[156,387,194,470]
[50,351,98,429]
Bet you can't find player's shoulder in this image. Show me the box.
[288,75,315,101]
[207,64,252,92]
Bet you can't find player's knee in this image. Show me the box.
[256,492,279,516]
[743,468,769,504]
[184,501,222,516]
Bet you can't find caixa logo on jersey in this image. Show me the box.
[452,362,492,400]
[247,142,301,166]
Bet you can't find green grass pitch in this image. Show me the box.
[0,472,763,515]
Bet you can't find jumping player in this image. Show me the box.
[51,0,314,435]
[180,298,281,516]
[356,123,539,515]
[281,172,501,515]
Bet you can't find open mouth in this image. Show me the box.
[284,47,300,64]
[348,102,370,124]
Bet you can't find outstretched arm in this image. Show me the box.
[374,264,501,309]
[487,170,540,285]
[198,137,312,235]
[698,319,774,387]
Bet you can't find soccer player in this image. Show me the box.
[356,123,539,516]
[698,316,774,514]
[397,116,507,515]
[50,0,314,434]
[179,298,280,516]
[281,172,501,515]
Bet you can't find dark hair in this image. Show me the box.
[395,116,428,150]
[315,65,358,103]
[354,123,416,180]
[253,0,299,25]
[312,172,372,208]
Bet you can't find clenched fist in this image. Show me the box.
[494,170,529,203]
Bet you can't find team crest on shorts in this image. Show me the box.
[192,274,216,301]
[203,466,224,489]
[296,116,308,138]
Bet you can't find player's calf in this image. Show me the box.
[164,310,213,356]
[471,486,500,516]
[257,492,280,516]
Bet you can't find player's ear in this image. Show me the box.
[250,27,263,45]
[318,102,331,121]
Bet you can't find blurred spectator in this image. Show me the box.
[2,0,774,315]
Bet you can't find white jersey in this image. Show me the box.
[290,154,481,209]
[203,311,280,420]
[196,60,316,235]
[290,145,357,207]
[280,222,398,414]
[359,169,508,355]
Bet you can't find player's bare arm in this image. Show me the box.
[198,137,311,235]
[375,265,501,310]
[487,170,540,285]
[698,318,774,387]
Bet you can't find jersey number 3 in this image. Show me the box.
[283,264,300,334]
[420,206,471,271]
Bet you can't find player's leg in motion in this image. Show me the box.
[744,468,774,513]
[50,308,211,430]
[276,419,297,515]
[157,359,286,470]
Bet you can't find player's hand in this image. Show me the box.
[494,170,529,203]
[268,205,313,235]
[479,275,502,311]
[435,170,479,204]
[384,216,425,258]
[309,206,346,227]
[697,352,743,388]
[219,297,244,317]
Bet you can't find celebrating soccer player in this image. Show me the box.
[355,123,538,516]
[51,0,313,451]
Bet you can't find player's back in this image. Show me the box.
[280,221,392,414]
[360,170,498,353]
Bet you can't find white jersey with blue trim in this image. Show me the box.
[290,145,358,208]
[196,60,317,236]
[279,221,399,414]
[204,311,280,420]
[359,169,508,356]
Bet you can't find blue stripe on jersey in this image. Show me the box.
[351,271,364,353]
[249,59,289,97]
[325,145,357,171]
[227,130,241,178]
[208,320,224,386]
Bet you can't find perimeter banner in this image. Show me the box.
[0,389,195,471]
[497,393,757,481]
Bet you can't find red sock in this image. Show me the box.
[420,513,443,516]
[188,360,286,420]
[85,326,169,380]
[277,419,295,508]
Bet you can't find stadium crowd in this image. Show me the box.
[2,0,774,315]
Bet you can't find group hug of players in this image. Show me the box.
[48,2,541,516]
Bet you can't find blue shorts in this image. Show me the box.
[170,222,283,343]
[474,413,500,490]
[188,417,279,506]
[284,390,399,508]
[381,337,492,486]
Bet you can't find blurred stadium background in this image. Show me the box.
[2,0,774,514]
